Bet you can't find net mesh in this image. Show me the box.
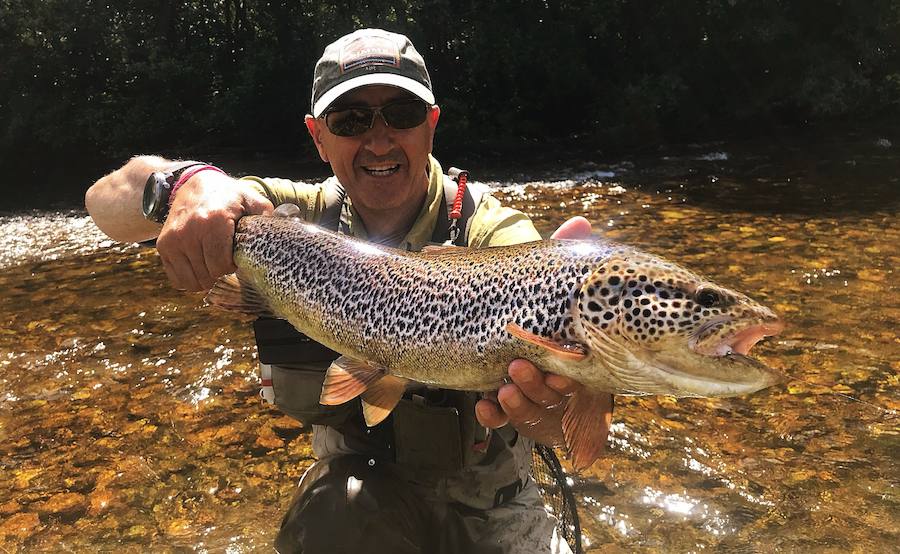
[532,444,582,553]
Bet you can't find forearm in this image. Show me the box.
[85,155,173,243]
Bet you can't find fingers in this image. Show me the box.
[201,217,238,285]
[244,191,275,216]
[475,397,509,429]
[507,359,567,409]
[160,250,201,291]
[156,173,271,291]
[551,216,592,240]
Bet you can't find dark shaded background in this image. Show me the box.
[1,0,898,207]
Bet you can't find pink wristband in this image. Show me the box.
[168,164,227,207]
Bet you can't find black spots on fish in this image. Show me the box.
[702,309,711,317]
[671,301,681,308]
[625,313,633,322]
[608,275,621,286]
[642,309,651,317]
[638,275,648,282]
[632,308,640,316]
[692,315,701,321]
[582,266,592,275]
[659,290,670,299]
[612,265,620,272]
[682,310,692,318]
[644,284,656,294]
[632,289,642,297]
[658,311,667,318]
[600,287,610,296]
[603,311,614,321]
[591,316,601,324]
[609,296,619,306]
[674,291,684,299]
[640,298,650,306]
[623,298,633,308]
[627,280,637,288]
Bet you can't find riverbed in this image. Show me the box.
[0,137,897,552]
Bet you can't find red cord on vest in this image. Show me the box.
[450,171,468,219]
[168,164,227,207]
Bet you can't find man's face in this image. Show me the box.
[305,85,440,217]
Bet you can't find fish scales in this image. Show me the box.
[208,214,784,468]
[217,215,783,398]
[235,215,612,390]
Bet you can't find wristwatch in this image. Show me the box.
[141,162,201,223]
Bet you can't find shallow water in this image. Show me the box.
[1,138,897,552]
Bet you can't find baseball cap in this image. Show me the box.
[311,29,435,118]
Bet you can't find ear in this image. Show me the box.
[304,115,329,163]
[427,104,441,130]
[425,105,440,153]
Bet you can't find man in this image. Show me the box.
[86,29,612,553]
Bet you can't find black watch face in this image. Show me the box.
[142,172,172,223]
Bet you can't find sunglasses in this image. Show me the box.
[323,98,429,137]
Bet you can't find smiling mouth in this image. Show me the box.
[362,164,401,177]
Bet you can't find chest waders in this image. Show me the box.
[254,169,582,554]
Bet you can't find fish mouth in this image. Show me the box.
[639,319,786,397]
[691,318,785,357]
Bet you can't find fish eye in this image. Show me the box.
[695,287,721,308]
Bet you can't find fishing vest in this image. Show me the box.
[253,170,534,510]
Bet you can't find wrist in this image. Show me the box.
[141,163,224,223]
[167,165,227,208]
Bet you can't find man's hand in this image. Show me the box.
[156,172,273,291]
[475,216,614,448]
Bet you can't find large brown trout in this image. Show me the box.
[207,215,784,468]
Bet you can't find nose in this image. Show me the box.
[361,113,395,157]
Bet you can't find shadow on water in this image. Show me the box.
[618,136,900,216]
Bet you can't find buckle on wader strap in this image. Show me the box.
[445,167,468,246]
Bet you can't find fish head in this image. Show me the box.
[573,248,784,397]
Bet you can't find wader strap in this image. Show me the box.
[318,178,347,233]
[431,173,489,246]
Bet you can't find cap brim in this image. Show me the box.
[312,73,435,117]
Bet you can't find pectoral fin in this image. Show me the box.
[361,375,409,426]
[205,273,275,318]
[562,388,613,471]
[320,356,385,405]
[506,323,587,361]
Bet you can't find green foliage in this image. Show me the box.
[1,0,898,173]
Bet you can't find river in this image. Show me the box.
[0,137,897,552]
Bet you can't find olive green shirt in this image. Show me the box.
[239,155,543,511]
[240,155,541,249]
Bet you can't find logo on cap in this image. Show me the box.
[340,36,400,73]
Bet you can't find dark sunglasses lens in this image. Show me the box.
[382,100,428,129]
[326,108,373,137]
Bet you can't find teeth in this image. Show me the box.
[363,164,400,175]
[715,344,734,356]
